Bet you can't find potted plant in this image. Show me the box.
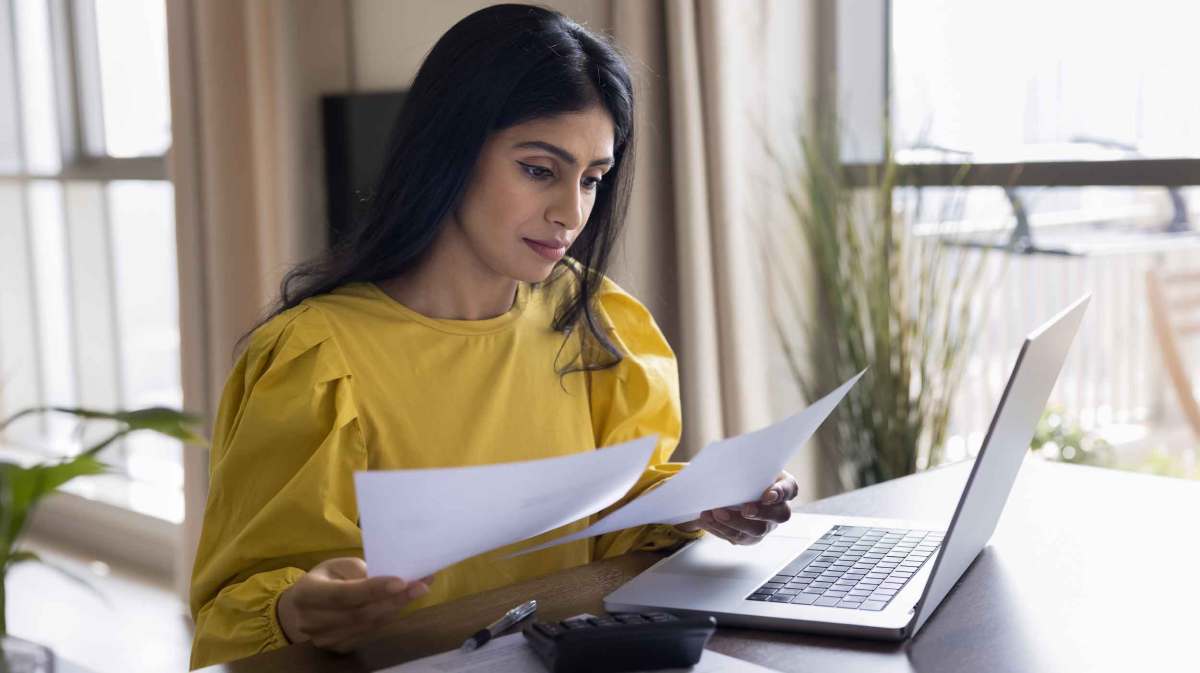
[767,118,1000,492]
[0,405,206,672]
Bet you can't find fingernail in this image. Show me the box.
[763,490,780,504]
[386,579,407,594]
[408,583,430,599]
[713,509,730,522]
[743,504,758,518]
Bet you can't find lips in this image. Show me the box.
[524,237,568,261]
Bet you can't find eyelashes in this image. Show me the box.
[519,162,603,191]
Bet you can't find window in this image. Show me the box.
[0,0,181,522]
[879,1,1200,472]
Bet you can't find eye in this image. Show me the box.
[519,162,553,180]
[582,176,603,191]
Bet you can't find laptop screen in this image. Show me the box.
[910,295,1090,635]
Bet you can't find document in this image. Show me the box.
[355,435,658,580]
[510,371,864,557]
[379,630,783,672]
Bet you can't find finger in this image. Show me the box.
[315,592,424,652]
[316,557,370,580]
[741,501,792,524]
[761,473,799,505]
[715,510,772,538]
[296,590,416,634]
[701,511,749,544]
[306,597,411,647]
[779,471,800,500]
[297,574,408,610]
[295,606,361,634]
[310,620,376,652]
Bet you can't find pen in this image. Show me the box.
[460,599,538,652]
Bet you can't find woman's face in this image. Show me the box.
[450,104,616,283]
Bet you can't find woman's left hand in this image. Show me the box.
[675,471,800,545]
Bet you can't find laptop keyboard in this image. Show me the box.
[746,525,944,611]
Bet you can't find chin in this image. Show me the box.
[505,250,564,284]
[518,261,560,284]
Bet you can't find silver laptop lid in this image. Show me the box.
[910,295,1090,635]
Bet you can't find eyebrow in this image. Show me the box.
[513,140,614,168]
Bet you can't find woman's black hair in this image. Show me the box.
[235,3,636,374]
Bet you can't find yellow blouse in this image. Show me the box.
[188,272,701,669]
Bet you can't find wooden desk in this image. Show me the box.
[201,458,1200,672]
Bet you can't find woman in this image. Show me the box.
[188,4,798,668]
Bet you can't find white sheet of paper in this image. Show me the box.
[356,435,658,580]
[509,371,864,557]
[378,631,782,673]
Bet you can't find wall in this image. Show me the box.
[351,0,611,91]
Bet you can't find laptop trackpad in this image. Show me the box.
[663,536,804,580]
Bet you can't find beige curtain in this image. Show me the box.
[609,0,816,463]
[165,0,352,599]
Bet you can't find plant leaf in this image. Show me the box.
[0,456,109,551]
[47,406,208,446]
[5,549,38,568]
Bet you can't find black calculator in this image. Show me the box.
[521,612,717,673]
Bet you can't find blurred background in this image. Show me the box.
[0,1,1196,671]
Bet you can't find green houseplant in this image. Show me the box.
[0,405,206,668]
[767,118,999,492]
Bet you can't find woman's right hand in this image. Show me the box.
[276,557,434,651]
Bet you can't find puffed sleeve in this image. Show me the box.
[188,305,365,670]
[587,277,704,560]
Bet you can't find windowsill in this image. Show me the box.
[1,443,180,581]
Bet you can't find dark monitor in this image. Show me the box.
[322,91,407,248]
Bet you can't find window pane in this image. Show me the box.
[892,0,1200,161]
[0,1,22,173]
[0,182,40,441]
[108,180,181,493]
[93,0,171,157]
[28,180,77,455]
[903,186,1200,474]
[13,0,61,172]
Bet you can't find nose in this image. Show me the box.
[546,182,585,231]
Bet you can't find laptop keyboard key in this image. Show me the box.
[836,600,863,609]
[748,526,944,607]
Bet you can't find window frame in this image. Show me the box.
[830,0,1200,190]
[0,0,178,583]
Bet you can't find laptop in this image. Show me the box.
[605,295,1090,640]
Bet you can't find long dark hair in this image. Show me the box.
[235,3,636,374]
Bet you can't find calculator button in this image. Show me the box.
[614,613,649,624]
[533,622,564,637]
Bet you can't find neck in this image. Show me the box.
[378,224,519,321]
